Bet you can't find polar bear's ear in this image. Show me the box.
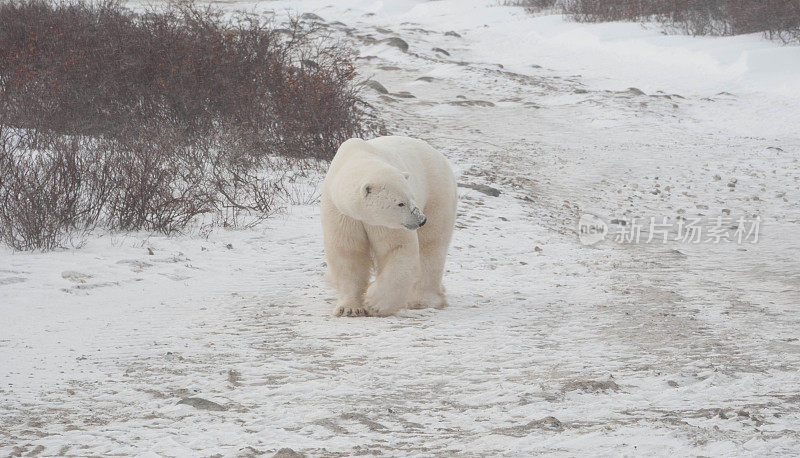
[361,183,372,197]
[402,172,410,180]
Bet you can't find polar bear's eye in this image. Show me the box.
[398,203,405,207]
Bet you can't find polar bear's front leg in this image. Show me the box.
[327,245,371,316]
[322,200,371,317]
[363,227,420,317]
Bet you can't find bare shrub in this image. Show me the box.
[561,0,800,42]
[0,126,101,250]
[0,0,379,250]
[504,0,560,13]
[728,0,800,42]
[562,0,641,22]
[101,130,213,233]
[0,122,300,249]
[0,0,375,160]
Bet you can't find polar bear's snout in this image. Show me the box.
[404,205,427,230]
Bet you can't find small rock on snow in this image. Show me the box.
[392,91,416,98]
[458,182,501,197]
[176,397,228,411]
[381,37,409,52]
[561,379,620,393]
[273,448,305,458]
[364,80,388,94]
[449,100,495,107]
[494,416,565,436]
[300,13,324,22]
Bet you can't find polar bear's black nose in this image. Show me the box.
[418,216,427,227]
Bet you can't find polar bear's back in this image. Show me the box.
[326,136,456,213]
[365,136,455,195]
[365,136,443,166]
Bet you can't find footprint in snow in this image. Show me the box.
[0,276,27,286]
[116,259,153,270]
[61,270,93,283]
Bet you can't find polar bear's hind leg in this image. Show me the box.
[411,196,456,310]
[411,233,450,309]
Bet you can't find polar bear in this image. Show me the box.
[321,136,457,317]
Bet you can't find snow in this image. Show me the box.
[337,0,800,98]
[2,0,800,456]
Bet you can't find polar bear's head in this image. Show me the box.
[356,170,427,230]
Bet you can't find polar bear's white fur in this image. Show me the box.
[321,136,457,317]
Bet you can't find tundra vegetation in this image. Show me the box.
[0,0,379,250]
[515,0,800,43]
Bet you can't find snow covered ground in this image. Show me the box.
[2,1,800,456]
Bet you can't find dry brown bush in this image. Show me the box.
[0,0,379,250]
[0,126,99,250]
[504,0,560,13]
[527,0,800,42]
[0,122,289,249]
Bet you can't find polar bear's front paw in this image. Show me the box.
[409,290,448,310]
[362,298,392,317]
[363,284,404,317]
[333,303,370,317]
